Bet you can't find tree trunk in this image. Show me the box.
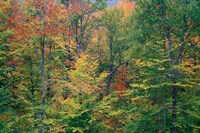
[106,35,113,96]
[9,71,14,97]
[163,106,166,132]
[106,72,112,96]
[47,44,53,99]
[171,86,177,133]
[29,58,35,103]
[39,36,46,133]
[158,1,177,132]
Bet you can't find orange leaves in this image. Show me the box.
[190,37,200,46]
[123,1,136,15]
[66,0,91,14]
[109,0,136,16]
[0,2,5,8]
[64,59,71,67]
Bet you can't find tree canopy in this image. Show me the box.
[0,0,199,133]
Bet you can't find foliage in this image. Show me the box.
[0,0,199,133]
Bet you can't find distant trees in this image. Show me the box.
[63,0,106,56]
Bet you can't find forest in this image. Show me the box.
[0,0,200,132]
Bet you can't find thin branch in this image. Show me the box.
[109,58,133,76]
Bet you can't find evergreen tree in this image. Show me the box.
[129,0,200,132]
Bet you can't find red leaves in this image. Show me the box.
[112,68,129,92]
[4,0,68,42]
[111,68,130,101]
[7,18,13,23]
[4,59,21,68]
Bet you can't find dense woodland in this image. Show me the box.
[0,0,200,132]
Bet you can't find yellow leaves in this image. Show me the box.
[131,83,149,90]
[70,53,100,82]
[96,71,108,84]
[180,61,196,75]
[158,67,165,70]
[68,54,107,94]
[67,53,107,95]
[51,36,71,51]
[151,58,168,63]
[0,112,12,122]
[109,110,124,117]
[62,98,81,111]
[71,127,84,133]
[172,82,193,88]
[135,59,153,67]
